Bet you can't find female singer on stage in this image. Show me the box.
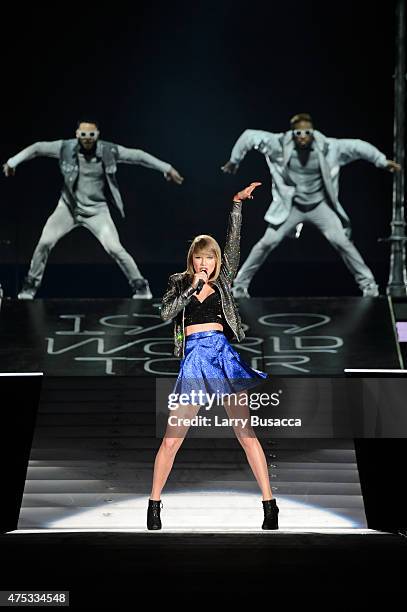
[147,182,279,531]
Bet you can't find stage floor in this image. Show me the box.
[9,527,381,534]
[0,296,402,375]
[17,377,369,532]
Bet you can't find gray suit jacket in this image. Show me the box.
[230,129,388,236]
[7,139,172,218]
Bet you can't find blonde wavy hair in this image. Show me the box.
[185,235,222,282]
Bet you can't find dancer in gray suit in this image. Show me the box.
[222,113,401,297]
[3,118,184,299]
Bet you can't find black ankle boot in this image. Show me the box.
[262,498,279,530]
[147,499,163,530]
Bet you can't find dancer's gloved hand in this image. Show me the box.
[233,181,262,202]
[165,167,184,184]
[385,159,401,173]
[221,161,238,174]
[2,163,15,177]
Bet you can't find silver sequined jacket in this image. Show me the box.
[160,200,245,358]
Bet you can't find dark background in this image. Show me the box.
[1,6,406,596]
[0,0,399,297]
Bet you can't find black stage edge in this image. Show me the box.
[0,374,43,533]
[354,439,407,534]
[0,533,406,600]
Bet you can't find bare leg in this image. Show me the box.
[150,402,201,500]
[223,391,273,500]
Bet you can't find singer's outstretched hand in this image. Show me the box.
[233,182,261,202]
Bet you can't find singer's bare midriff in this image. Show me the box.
[185,284,224,336]
[185,322,224,336]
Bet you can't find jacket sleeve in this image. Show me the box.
[221,200,242,283]
[336,138,388,168]
[229,129,281,165]
[160,274,196,321]
[116,145,172,174]
[7,140,63,168]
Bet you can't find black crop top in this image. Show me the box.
[184,285,225,327]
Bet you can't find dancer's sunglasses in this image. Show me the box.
[292,129,314,137]
[77,130,99,139]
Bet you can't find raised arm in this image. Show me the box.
[222,182,262,282]
[161,184,262,319]
[222,200,243,282]
[3,140,63,176]
[221,129,282,174]
[336,138,401,172]
[116,145,184,184]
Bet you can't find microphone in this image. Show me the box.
[195,279,205,295]
[195,269,208,295]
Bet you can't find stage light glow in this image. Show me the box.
[19,488,367,531]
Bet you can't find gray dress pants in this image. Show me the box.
[234,200,376,291]
[25,199,143,287]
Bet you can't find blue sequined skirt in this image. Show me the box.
[171,330,268,402]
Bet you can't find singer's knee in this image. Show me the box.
[161,437,183,454]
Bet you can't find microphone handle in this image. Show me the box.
[195,279,205,295]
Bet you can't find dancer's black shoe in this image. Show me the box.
[131,278,153,299]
